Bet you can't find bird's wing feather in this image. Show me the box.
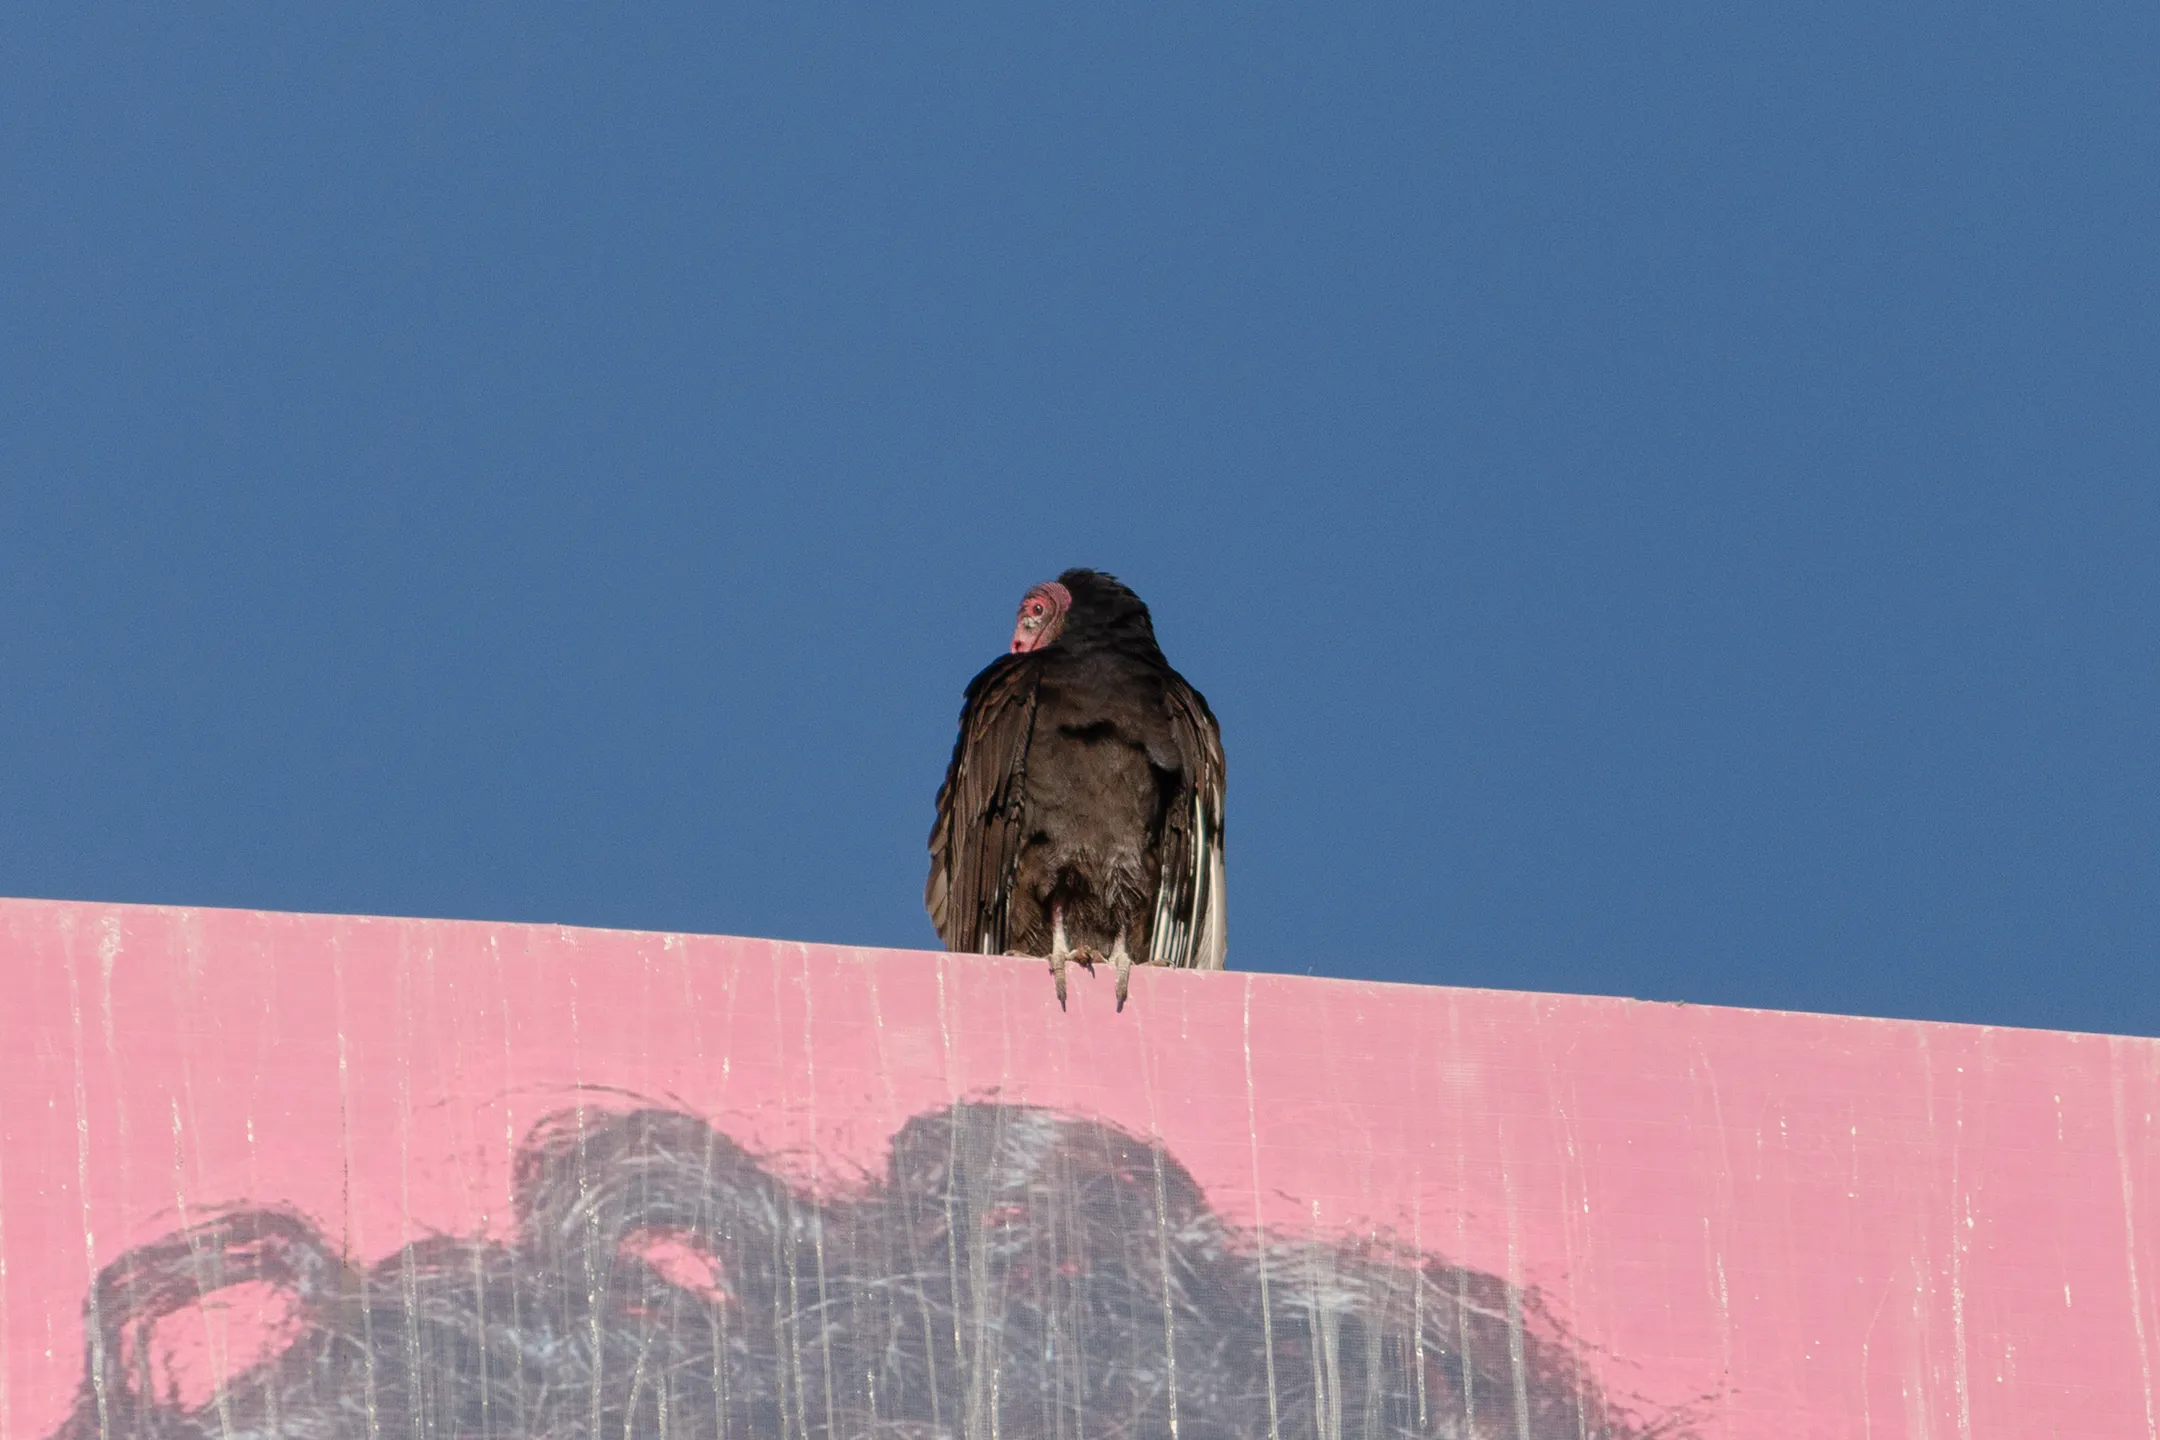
[1148,676,1227,970]
[926,657,1040,956]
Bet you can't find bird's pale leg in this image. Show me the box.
[1110,934,1138,1012]
[1048,906,1071,1008]
[1044,904,1100,1010]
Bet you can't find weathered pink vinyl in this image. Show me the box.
[1,897,2155,1437]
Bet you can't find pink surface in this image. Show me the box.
[1,897,2156,1438]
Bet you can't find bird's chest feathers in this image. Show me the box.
[1019,674,1179,849]
[1030,662,1181,774]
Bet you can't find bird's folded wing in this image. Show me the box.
[926,657,1040,956]
[1149,678,1227,970]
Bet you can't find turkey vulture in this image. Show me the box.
[926,569,1226,1009]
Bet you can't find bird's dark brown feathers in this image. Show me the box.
[927,569,1226,972]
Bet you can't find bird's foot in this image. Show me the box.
[1047,945,1102,1010]
[1110,938,1138,1012]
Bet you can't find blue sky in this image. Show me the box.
[3,7,2154,1034]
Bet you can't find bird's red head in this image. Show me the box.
[1010,581,1072,654]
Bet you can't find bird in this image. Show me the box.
[927,568,1226,1009]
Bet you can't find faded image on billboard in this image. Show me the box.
[3,901,2155,1439]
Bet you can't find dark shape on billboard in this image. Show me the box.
[54,1103,1676,1440]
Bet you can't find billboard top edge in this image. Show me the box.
[0,891,2145,1046]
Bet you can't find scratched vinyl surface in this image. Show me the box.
[1,899,2155,1438]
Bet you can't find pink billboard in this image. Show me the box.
[2,897,2155,1439]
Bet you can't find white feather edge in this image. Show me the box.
[1147,788,1227,970]
[1197,829,1228,971]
